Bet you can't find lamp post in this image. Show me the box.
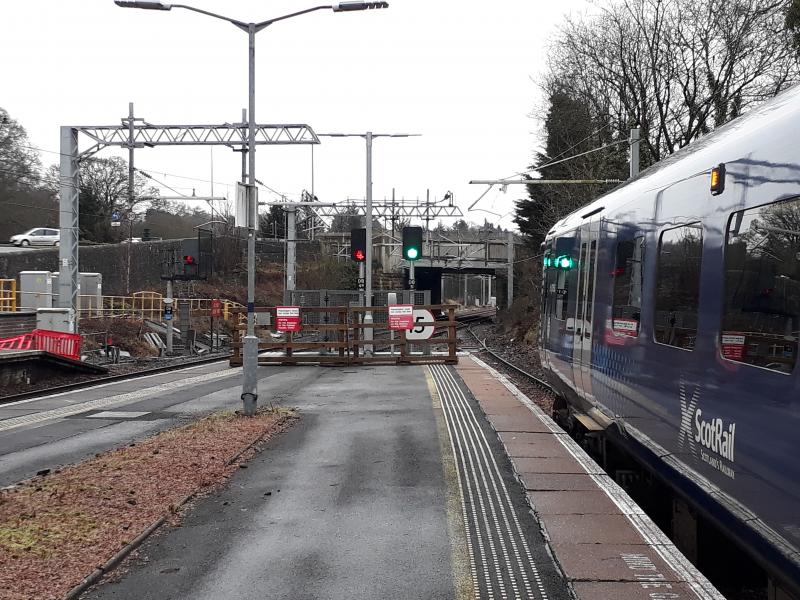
[115,0,389,413]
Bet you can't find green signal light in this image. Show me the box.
[406,247,419,260]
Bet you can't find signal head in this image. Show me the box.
[402,226,423,262]
[350,228,367,262]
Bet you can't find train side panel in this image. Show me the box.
[540,85,800,589]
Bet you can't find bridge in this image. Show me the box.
[318,231,516,306]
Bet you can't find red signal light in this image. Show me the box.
[354,249,365,262]
[183,255,196,265]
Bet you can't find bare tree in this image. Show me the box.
[549,0,799,165]
[46,156,158,242]
[0,107,41,194]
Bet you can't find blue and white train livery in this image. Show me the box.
[540,84,800,596]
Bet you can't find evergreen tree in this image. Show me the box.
[515,82,627,247]
[260,205,287,239]
[0,107,41,195]
[787,0,800,52]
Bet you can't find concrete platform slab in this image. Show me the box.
[485,410,553,433]
[515,456,589,474]
[572,581,697,600]
[520,472,603,491]
[543,513,647,545]
[551,542,688,582]
[528,490,621,515]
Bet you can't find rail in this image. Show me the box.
[464,326,554,391]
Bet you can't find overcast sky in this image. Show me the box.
[2,0,591,231]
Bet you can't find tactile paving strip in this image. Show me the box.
[430,363,549,600]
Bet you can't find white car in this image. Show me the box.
[10,228,60,247]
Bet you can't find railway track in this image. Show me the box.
[452,307,498,325]
[462,326,554,393]
[0,352,232,405]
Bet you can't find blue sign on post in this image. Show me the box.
[111,210,122,228]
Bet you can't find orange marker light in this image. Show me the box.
[710,163,726,196]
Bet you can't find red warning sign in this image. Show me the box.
[388,304,414,331]
[276,306,301,332]
[211,299,222,318]
[721,333,746,360]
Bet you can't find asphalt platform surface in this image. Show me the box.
[84,365,462,600]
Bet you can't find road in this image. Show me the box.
[0,243,46,255]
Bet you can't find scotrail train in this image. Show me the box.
[539,84,800,597]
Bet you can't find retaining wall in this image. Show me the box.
[0,238,322,296]
[0,311,37,337]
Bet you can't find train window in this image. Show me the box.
[654,224,703,349]
[612,237,645,336]
[721,199,800,373]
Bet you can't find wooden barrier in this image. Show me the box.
[229,305,457,366]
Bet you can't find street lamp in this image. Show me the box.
[115,0,389,415]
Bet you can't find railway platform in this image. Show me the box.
[0,355,722,600]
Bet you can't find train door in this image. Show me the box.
[571,218,600,402]
[539,243,553,371]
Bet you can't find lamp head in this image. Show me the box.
[332,1,389,12]
[114,1,172,10]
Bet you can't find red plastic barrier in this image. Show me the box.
[0,329,81,360]
[0,332,35,352]
[32,329,82,361]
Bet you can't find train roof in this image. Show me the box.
[547,83,800,236]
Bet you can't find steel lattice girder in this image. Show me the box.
[310,203,464,218]
[75,123,319,150]
[58,121,320,328]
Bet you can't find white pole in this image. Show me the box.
[507,230,514,309]
[166,279,173,354]
[287,206,296,291]
[630,127,640,179]
[364,132,374,355]
[242,23,258,416]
